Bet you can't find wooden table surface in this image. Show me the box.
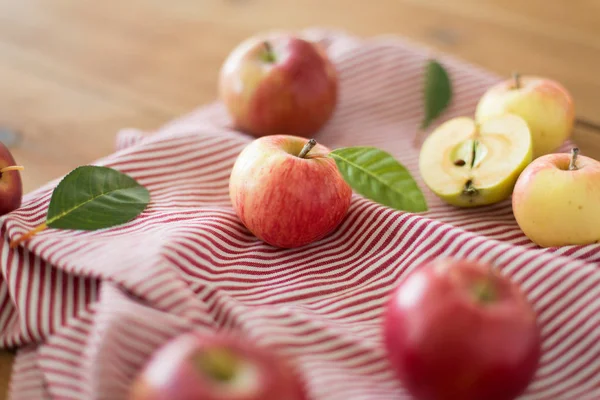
[0,0,599,397]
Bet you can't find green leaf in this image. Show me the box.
[329,147,428,212]
[10,165,151,248]
[421,59,452,129]
[46,166,150,230]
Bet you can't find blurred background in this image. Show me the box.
[1,0,599,194]
[0,0,599,396]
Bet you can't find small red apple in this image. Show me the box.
[0,141,23,216]
[129,332,307,400]
[383,258,542,400]
[218,33,338,138]
[229,135,352,248]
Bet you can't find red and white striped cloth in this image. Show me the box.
[2,29,599,400]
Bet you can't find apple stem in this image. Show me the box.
[0,165,24,173]
[9,223,48,248]
[298,139,317,158]
[473,280,496,304]
[194,348,238,382]
[569,147,579,171]
[512,72,521,89]
[262,41,276,63]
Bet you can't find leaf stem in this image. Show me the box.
[10,223,48,248]
[569,148,579,171]
[0,165,24,173]
[298,139,317,158]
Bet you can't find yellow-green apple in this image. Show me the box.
[218,33,338,138]
[0,141,24,215]
[129,332,307,400]
[229,135,351,248]
[512,148,600,247]
[475,74,575,158]
[384,258,541,400]
[419,114,532,207]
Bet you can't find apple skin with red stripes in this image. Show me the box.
[229,135,352,248]
[383,258,542,400]
[128,332,307,400]
[218,33,338,138]
[0,141,23,216]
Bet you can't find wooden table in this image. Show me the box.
[0,0,598,397]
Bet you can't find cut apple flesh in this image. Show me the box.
[419,115,532,206]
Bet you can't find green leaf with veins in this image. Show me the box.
[329,147,428,212]
[10,165,150,247]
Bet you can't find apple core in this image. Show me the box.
[451,139,489,170]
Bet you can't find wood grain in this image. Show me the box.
[0,1,598,397]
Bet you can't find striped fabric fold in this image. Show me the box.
[1,28,599,399]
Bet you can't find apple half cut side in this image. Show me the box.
[419,114,532,207]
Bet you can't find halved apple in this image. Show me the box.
[419,114,532,207]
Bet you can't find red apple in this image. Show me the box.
[383,258,542,400]
[129,332,307,400]
[218,33,338,138]
[0,141,23,215]
[229,135,352,248]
